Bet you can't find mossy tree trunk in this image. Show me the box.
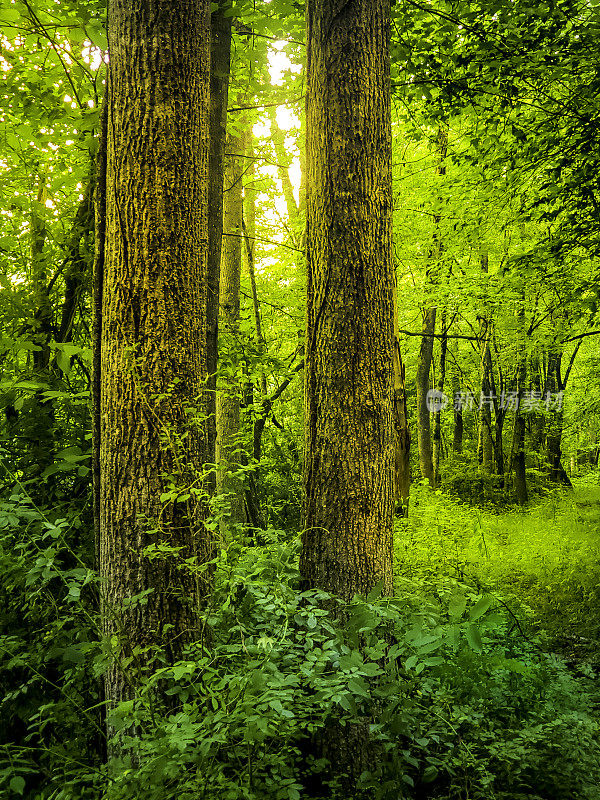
[99,0,212,718]
[301,0,395,600]
[301,2,395,789]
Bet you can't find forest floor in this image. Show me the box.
[398,477,600,666]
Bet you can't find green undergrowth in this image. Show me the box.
[399,479,600,650]
[1,492,600,800]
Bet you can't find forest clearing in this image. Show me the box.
[1,0,600,797]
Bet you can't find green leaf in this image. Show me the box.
[87,23,107,49]
[1,5,24,25]
[469,595,493,622]
[447,623,461,652]
[422,766,439,783]
[448,593,467,619]
[56,348,72,375]
[367,579,384,601]
[466,623,483,653]
[9,777,26,795]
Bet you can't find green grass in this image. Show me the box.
[396,480,600,651]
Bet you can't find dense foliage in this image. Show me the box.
[1,0,600,797]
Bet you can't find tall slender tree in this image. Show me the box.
[207,5,233,489]
[301,0,395,600]
[415,125,447,484]
[98,0,212,718]
[216,130,245,528]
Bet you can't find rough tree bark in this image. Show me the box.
[300,2,395,790]
[301,0,395,601]
[99,0,212,720]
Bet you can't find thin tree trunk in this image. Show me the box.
[477,253,493,474]
[450,339,463,454]
[416,307,436,483]
[216,131,245,528]
[101,0,212,728]
[545,349,572,487]
[512,402,528,504]
[206,7,233,491]
[28,176,56,494]
[494,406,505,478]
[512,306,529,504]
[529,351,545,459]
[393,283,410,516]
[57,179,95,345]
[269,107,300,235]
[243,130,268,402]
[415,125,447,484]
[241,140,265,529]
[433,311,447,487]
[31,176,51,370]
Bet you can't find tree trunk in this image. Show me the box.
[301,0,395,601]
[269,107,300,240]
[433,311,447,487]
[93,94,108,569]
[241,132,267,529]
[393,285,410,516]
[216,131,245,528]
[494,409,505,477]
[206,7,233,491]
[529,351,546,459]
[477,254,493,474]
[100,0,212,722]
[57,179,95,345]
[31,176,51,370]
[416,313,436,485]
[512,406,528,504]
[479,362,494,473]
[415,126,447,484]
[511,312,528,504]
[301,2,394,790]
[545,349,572,487]
[450,339,463,454]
